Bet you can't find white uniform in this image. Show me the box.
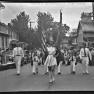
[79,47,92,73]
[44,46,57,74]
[32,54,40,74]
[44,46,57,82]
[64,51,68,65]
[13,47,24,74]
[69,55,76,73]
[44,47,57,66]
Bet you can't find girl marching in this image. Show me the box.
[44,41,57,84]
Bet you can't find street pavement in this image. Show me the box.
[0,63,94,91]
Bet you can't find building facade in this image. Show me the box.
[0,22,9,49]
[0,22,19,50]
[77,12,94,46]
[8,24,18,44]
[8,23,19,49]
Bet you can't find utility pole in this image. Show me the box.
[92,2,94,21]
[56,9,62,47]
[29,21,35,30]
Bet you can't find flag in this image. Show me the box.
[0,2,5,9]
[40,30,47,51]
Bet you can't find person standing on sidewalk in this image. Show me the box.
[12,42,24,75]
[79,42,92,74]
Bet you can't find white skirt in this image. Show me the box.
[45,55,57,66]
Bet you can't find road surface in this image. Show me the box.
[0,63,94,91]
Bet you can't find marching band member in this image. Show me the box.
[12,42,24,75]
[55,47,64,75]
[32,49,40,75]
[44,41,57,84]
[69,50,76,74]
[64,49,69,65]
[79,43,92,74]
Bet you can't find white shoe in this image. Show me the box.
[49,79,52,83]
[52,78,55,82]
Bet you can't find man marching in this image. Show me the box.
[79,42,92,74]
[55,46,64,75]
[12,42,24,75]
[69,49,77,74]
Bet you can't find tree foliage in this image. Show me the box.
[37,11,54,48]
[37,12,54,31]
[37,11,70,47]
[9,11,31,43]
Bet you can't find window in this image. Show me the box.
[2,36,4,49]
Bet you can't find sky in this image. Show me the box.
[0,2,92,31]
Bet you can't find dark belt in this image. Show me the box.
[16,55,21,56]
[82,56,88,57]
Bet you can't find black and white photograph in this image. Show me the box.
[0,1,94,91]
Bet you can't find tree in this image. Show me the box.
[37,12,54,49]
[37,12,54,31]
[37,11,70,48]
[0,2,5,10]
[9,11,30,43]
[51,22,70,45]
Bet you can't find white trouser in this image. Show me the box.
[45,65,49,73]
[71,60,76,72]
[64,58,68,65]
[39,58,42,65]
[58,61,62,73]
[15,56,22,74]
[32,61,38,73]
[81,57,89,73]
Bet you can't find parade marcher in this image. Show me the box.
[41,49,45,65]
[37,48,43,66]
[32,49,40,75]
[30,50,33,66]
[79,43,92,74]
[69,50,77,74]
[12,42,24,75]
[55,46,64,75]
[44,41,57,84]
[64,49,69,65]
